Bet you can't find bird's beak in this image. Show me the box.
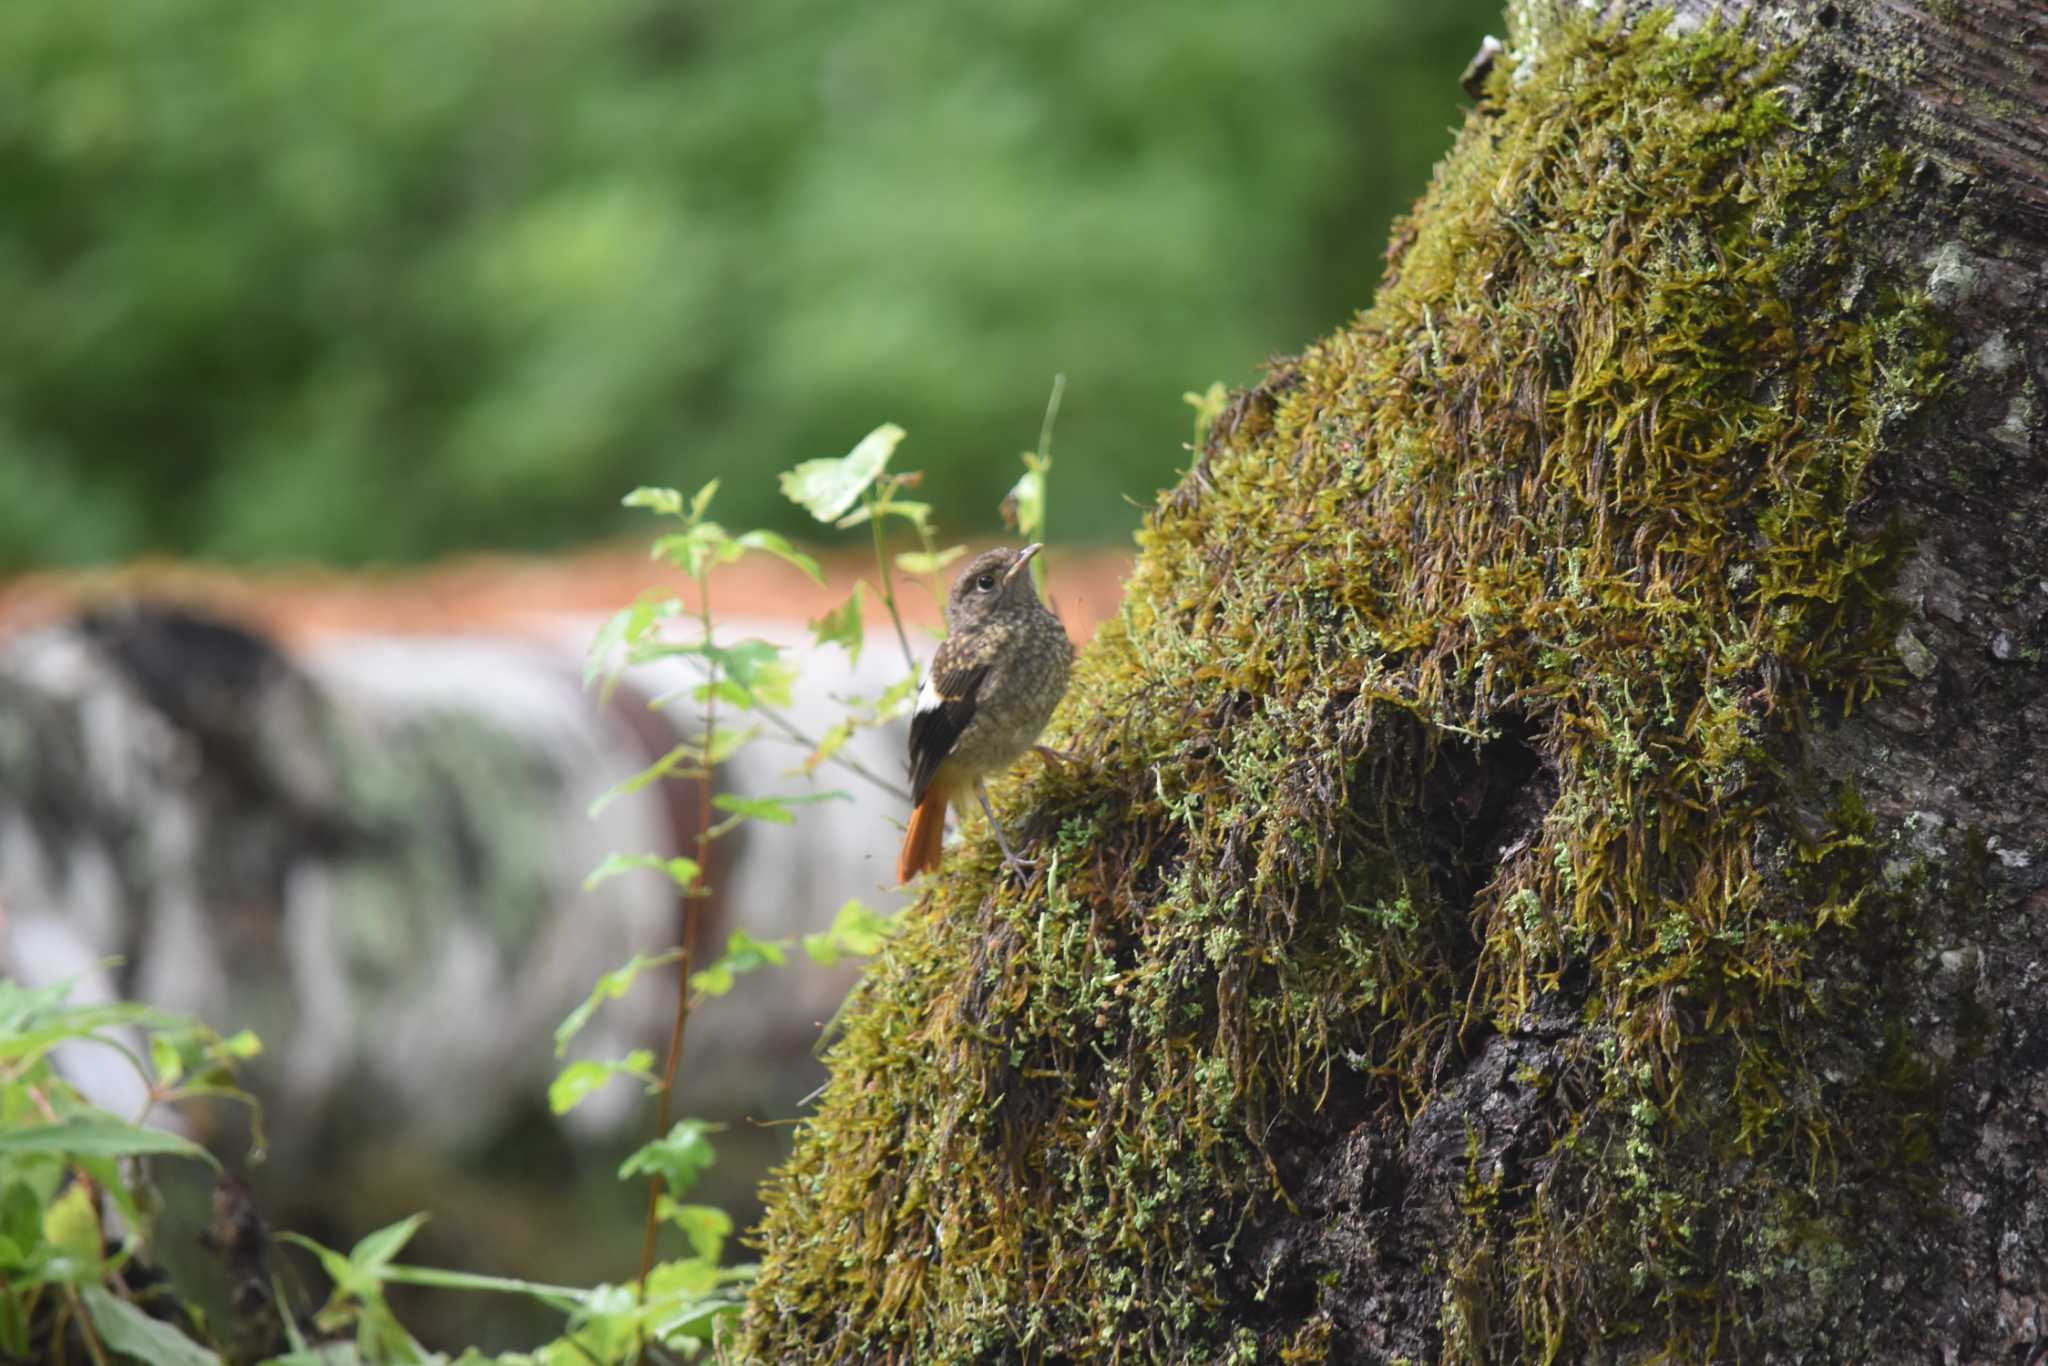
[1004,543,1042,583]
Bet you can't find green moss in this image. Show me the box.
[742,12,1945,1362]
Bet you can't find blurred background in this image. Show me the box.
[0,0,1497,569]
[0,0,1500,1350]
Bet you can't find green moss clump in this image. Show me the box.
[741,13,1944,1361]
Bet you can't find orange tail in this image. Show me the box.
[898,784,952,883]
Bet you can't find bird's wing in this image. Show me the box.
[907,643,989,803]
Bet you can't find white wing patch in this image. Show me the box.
[915,670,944,716]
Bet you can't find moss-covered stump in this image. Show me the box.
[742,7,2046,1362]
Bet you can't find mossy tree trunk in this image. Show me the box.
[742,1,2047,1360]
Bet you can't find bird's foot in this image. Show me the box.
[976,779,1044,885]
[1034,744,1081,771]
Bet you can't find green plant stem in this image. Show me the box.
[868,491,919,679]
[636,578,720,1358]
[1029,373,1063,595]
[1036,372,1065,466]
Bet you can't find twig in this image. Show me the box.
[751,702,910,803]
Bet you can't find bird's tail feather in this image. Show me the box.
[898,786,950,883]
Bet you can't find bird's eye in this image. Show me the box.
[975,574,997,592]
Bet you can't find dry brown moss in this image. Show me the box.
[741,12,1944,1362]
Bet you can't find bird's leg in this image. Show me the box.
[976,779,1037,882]
[1033,743,1081,770]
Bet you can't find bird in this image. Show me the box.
[898,543,1074,884]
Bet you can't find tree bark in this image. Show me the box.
[742,1,2048,1360]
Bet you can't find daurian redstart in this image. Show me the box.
[898,543,1073,883]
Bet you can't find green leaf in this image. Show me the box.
[554,950,682,1055]
[0,998,184,1068]
[0,975,79,1033]
[780,423,904,523]
[582,853,701,894]
[840,497,931,532]
[657,1201,733,1261]
[872,673,919,720]
[0,1183,39,1262]
[274,1231,355,1290]
[711,791,849,827]
[41,1181,102,1273]
[584,590,683,696]
[713,638,785,693]
[619,1120,719,1196]
[149,1033,184,1088]
[621,486,684,516]
[350,1212,429,1274]
[1004,454,1048,543]
[0,1113,218,1169]
[808,584,865,664]
[689,479,720,519]
[802,898,895,966]
[801,718,855,775]
[896,545,967,576]
[650,521,740,579]
[587,740,705,817]
[689,931,789,997]
[735,529,823,583]
[548,1051,657,1117]
[373,1262,587,1314]
[80,1286,222,1366]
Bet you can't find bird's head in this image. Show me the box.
[945,543,1043,630]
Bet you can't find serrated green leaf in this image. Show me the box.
[622,486,684,516]
[780,423,903,523]
[808,584,865,664]
[548,1051,657,1117]
[80,1286,222,1366]
[0,1113,217,1169]
[555,951,683,1055]
[619,1120,719,1196]
[735,530,823,583]
[896,544,966,576]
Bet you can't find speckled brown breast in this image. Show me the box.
[942,604,1072,778]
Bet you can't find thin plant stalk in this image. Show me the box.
[867,493,919,679]
[751,701,909,803]
[635,583,719,1354]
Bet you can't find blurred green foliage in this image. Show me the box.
[0,0,1498,569]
